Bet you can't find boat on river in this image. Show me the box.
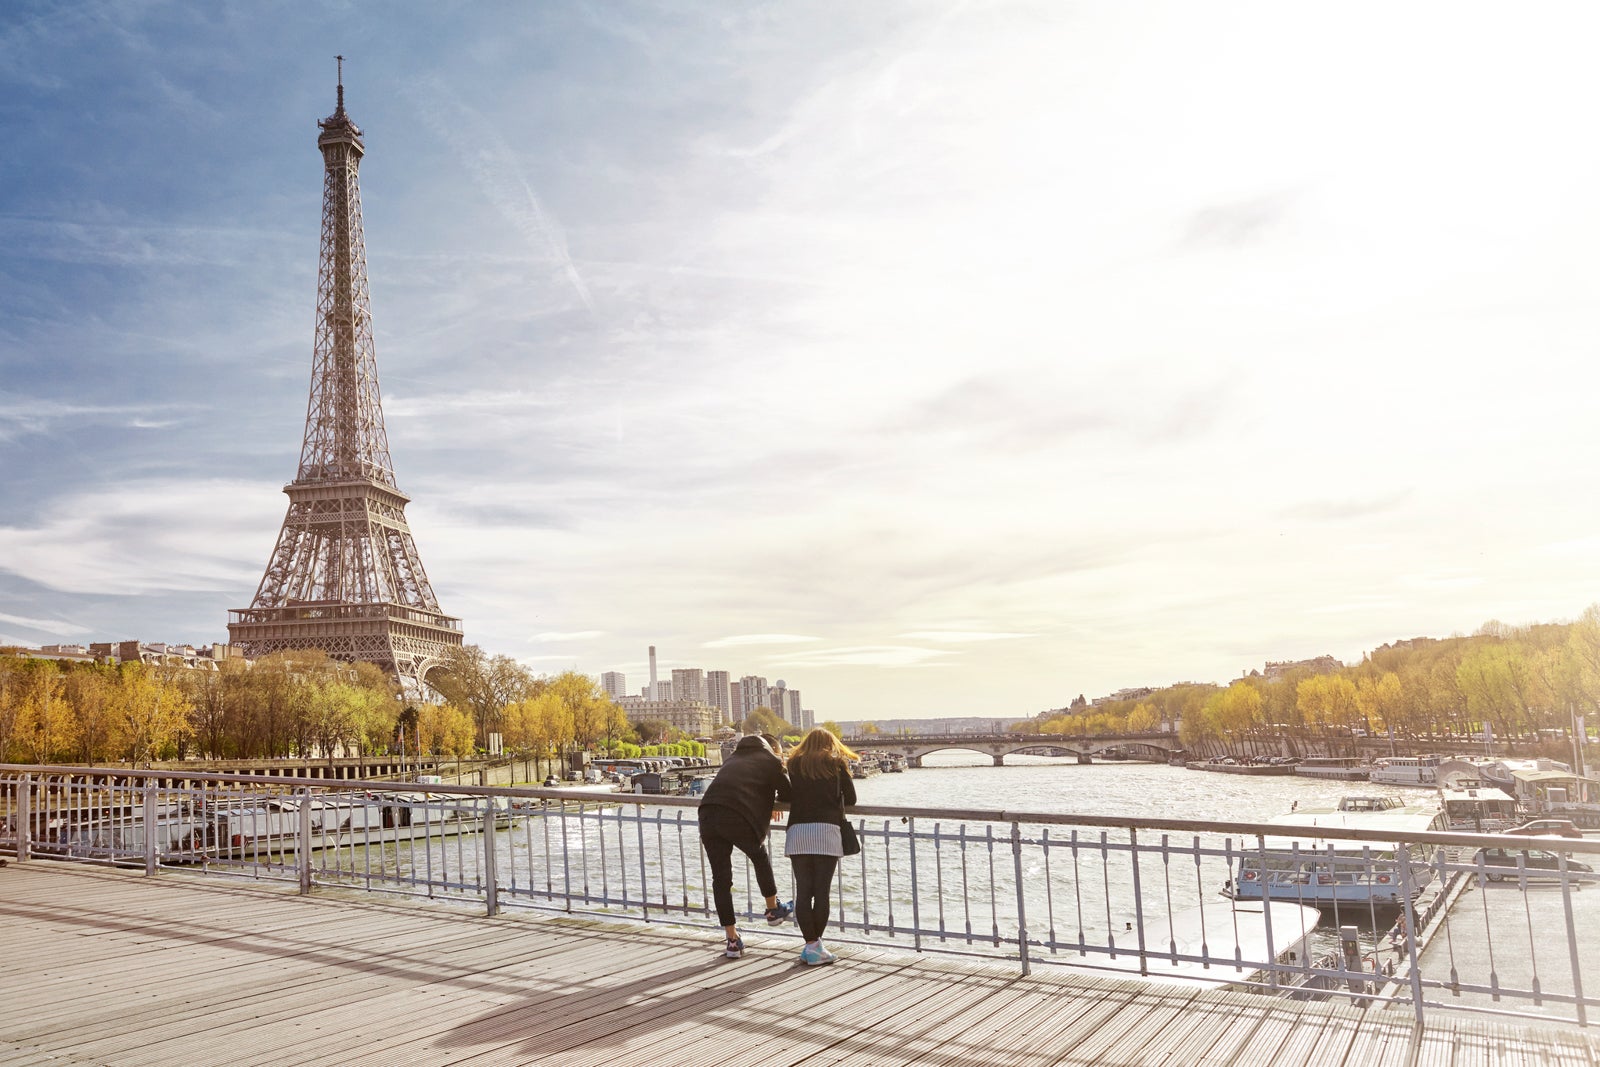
[1479,758,1572,795]
[52,790,519,861]
[1294,756,1370,781]
[1439,783,1520,832]
[1368,754,1445,787]
[1223,795,1447,908]
[851,759,882,779]
[1188,757,1296,776]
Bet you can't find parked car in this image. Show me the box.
[1506,819,1584,839]
[1473,847,1595,882]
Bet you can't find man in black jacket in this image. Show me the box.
[698,734,793,958]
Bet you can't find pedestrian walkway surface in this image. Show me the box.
[1,862,1595,1066]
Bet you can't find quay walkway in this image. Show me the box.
[3,863,1596,1067]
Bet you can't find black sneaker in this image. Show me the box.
[725,936,744,959]
[765,901,793,926]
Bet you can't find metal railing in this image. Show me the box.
[3,765,1597,1028]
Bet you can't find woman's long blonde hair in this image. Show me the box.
[786,727,859,780]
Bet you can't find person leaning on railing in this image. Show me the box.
[783,728,860,966]
[697,734,792,959]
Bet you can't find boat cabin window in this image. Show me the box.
[1337,796,1400,812]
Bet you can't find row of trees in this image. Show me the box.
[0,643,691,768]
[1016,607,1600,751]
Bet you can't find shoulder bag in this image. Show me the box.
[838,769,861,855]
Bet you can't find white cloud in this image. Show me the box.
[0,612,88,638]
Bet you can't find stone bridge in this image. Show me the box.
[847,731,1181,768]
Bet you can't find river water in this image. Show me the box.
[853,751,1402,821]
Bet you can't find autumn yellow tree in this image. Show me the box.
[1126,703,1160,732]
[1203,682,1263,745]
[17,663,70,763]
[417,704,476,757]
[63,667,117,764]
[1354,672,1404,734]
[1296,674,1359,731]
[109,664,194,765]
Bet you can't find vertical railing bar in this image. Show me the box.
[885,820,897,938]
[296,786,313,895]
[483,804,499,916]
[1072,830,1085,955]
[1396,842,1422,1020]
[636,802,650,922]
[908,816,921,951]
[1042,828,1057,954]
[143,781,158,877]
[1011,821,1030,975]
[1129,828,1146,976]
[1557,849,1588,1028]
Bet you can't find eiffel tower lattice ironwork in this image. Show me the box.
[229,63,462,695]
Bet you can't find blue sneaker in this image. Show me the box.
[765,901,793,926]
[799,942,832,966]
[724,936,744,959]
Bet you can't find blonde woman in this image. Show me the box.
[783,728,859,965]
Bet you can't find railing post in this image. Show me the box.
[297,787,313,895]
[1558,850,1588,1027]
[482,805,500,917]
[17,774,32,862]
[1398,844,1424,1022]
[908,816,922,954]
[1129,827,1147,976]
[1011,821,1030,975]
[635,803,650,922]
[143,782,158,876]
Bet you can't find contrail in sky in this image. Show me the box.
[407,77,595,314]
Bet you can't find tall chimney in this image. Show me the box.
[648,645,658,700]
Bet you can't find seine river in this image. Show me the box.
[850,750,1403,821]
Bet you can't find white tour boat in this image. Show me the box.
[1293,756,1370,781]
[1224,795,1447,907]
[1369,754,1444,787]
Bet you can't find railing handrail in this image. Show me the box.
[5,763,1598,855]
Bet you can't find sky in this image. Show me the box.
[3,2,1600,722]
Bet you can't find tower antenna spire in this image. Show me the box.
[335,54,345,112]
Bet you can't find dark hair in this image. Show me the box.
[787,727,860,780]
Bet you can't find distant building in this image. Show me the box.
[1092,687,1155,707]
[737,675,769,720]
[87,641,240,671]
[671,668,706,704]
[705,670,732,721]
[601,671,627,700]
[1262,656,1342,680]
[617,696,717,737]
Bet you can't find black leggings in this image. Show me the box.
[699,808,778,928]
[790,854,840,942]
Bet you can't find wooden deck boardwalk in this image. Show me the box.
[1,862,1595,1066]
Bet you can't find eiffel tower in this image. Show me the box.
[229,61,462,696]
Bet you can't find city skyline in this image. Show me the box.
[3,5,1600,719]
